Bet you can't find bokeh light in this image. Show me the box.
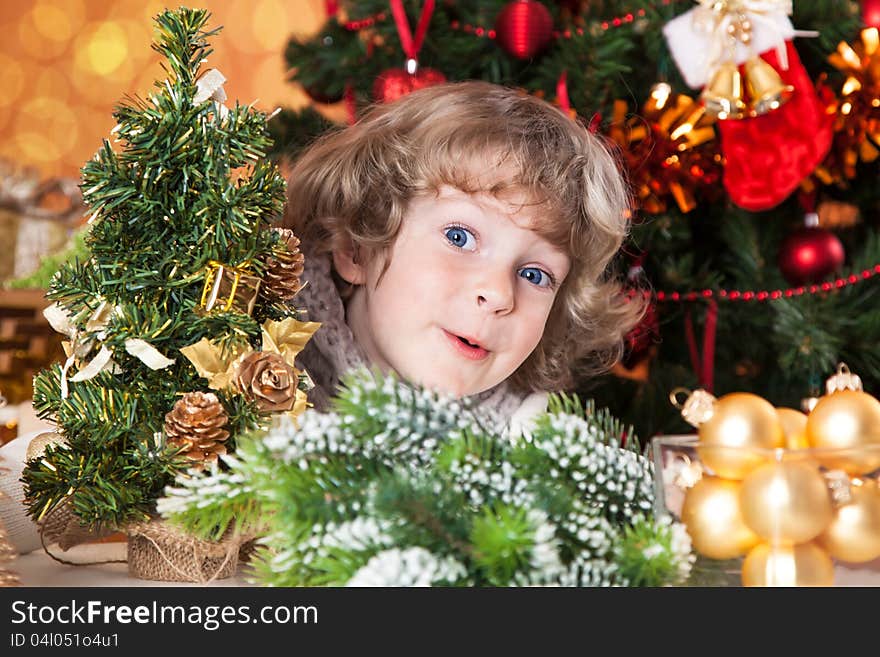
[253,0,296,50]
[0,54,26,110]
[83,21,129,76]
[14,96,79,164]
[31,0,86,44]
[252,55,310,111]
[34,67,72,105]
[1,0,332,180]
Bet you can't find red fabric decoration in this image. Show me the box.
[343,84,357,126]
[622,300,659,369]
[556,70,571,114]
[778,226,845,286]
[684,300,718,394]
[495,1,554,59]
[718,42,833,211]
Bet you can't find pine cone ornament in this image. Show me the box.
[164,392,230,469]
[261,228,305,302]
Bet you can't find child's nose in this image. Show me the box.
[475,269,515,315]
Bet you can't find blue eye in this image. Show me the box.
[444,225,476,251]
[519,267,553,288]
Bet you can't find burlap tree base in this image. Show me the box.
[39,501,121,551]
[126,519,239,583]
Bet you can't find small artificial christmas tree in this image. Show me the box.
[22,8,317,545]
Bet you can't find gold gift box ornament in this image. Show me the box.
[199,261,262,316]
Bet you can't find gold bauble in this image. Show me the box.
[697,393,784,479]
[817,480,880,563]
[777,407,809,450]
[25,430,67,461]
[680,476,760,559]
[741,542,835,587]
[806,390,880,474]
[740,460,833,543]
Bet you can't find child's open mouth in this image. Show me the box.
[442,329,490,361]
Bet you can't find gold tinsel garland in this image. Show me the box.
[814,27,880,186]
[607,84,723,215]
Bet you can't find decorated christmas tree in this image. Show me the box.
[270,0,880,441]
[22,8,317,542]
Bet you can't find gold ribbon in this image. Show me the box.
[193,68,229,119]
[180,318,321,391]
[45,300,175,398]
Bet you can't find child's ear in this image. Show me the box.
[332,240,366,285]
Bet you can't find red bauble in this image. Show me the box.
[778,227,845,286]
[373,67,447,103]
[495,1,554,59]
[863,0,880,28]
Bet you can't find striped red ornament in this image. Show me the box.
[495,1,554,59]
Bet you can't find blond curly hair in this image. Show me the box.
[282,80,645,392]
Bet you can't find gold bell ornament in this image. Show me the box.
[805,363,880,475]
[696,3,795,120]
[671,388,784,479]
[743,55,794,116]
[701,61,749,120]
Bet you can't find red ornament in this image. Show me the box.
[495,1,554,59]
[863,0,880,28]
[372,67,447,103]
[778,225,845,286]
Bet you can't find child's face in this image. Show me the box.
[343,185,571,397]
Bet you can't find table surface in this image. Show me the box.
[14,543,251,587]
[11,544,880,587]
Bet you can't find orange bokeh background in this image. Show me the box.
[0,0,344,180]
